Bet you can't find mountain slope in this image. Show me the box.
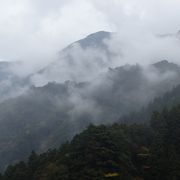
[31,31,113,85]
[64,31,111,50]
[0,60,180,169]
[120,83,180,124]
[3,104,180,179]
[0,32,180,170]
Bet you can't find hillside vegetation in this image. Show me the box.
[2,105,180,180]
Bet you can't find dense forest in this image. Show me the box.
[1,59,180,171]
[1,104,180,180]
[0,31,180,171]
[121,83,180,124]
[0,0,180,179]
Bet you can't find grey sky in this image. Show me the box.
[0,0,180,64]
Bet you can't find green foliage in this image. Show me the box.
[1,123,152,180]
[2,105,180,179]
[121,84,180,124]
[149,105,180,180]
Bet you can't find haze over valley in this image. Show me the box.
[0,1,180,179]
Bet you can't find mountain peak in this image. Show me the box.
[152,60,180,72]
[66,31,112,50]
[85,31,111,40]
[153,60,169,65]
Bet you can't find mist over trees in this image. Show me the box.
[2,105,180,180]
[0,0,180,179]
[0,32,180,171]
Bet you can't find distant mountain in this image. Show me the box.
[0,59,180,170]
[64,31,111,50]
[157,30,180,38]
[31,31,113,85]
[120,83,180,124]
[152,60,180,73]
[2,105,180,180]
[0,31,180,170]
[31,30,180,86]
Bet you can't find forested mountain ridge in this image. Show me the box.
[120,83,180,124]
[31,31,112,85]
[0,59,180,170]
[0,32,180,171]
[0,0,180,179]
[1,105,180,180]
[64,31,111,50]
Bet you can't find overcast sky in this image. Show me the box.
[0,0,180,63]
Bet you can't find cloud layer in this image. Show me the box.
[0,0,180,66]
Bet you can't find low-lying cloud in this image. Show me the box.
[0,0,180,67]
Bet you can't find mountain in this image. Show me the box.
[64,31,111,50]
[31,30,180,86]
[30,31,113,85]
[1,123,153,180]
[2,105,180,180]
[0,32,180,170]
[152,60,180,73]
[0,60,179,170]
[120,82,180,124]
[157,30,180,38]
